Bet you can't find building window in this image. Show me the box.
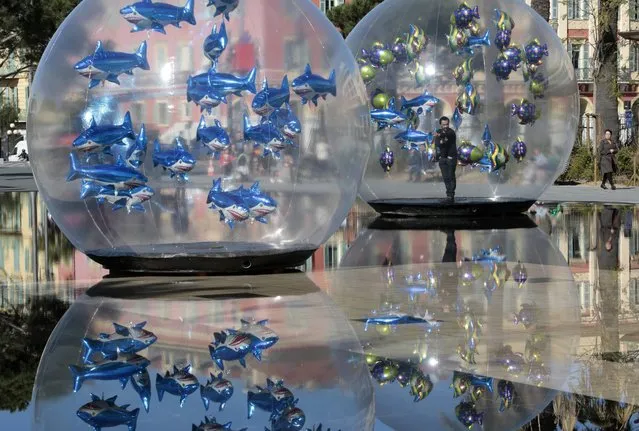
[551,0,558,19]
[320,0,344,14]
[284,40,309,71]
[631,45,639,72]
[631,0,639,20]
[155,102,169,125]
[569,42,590,80]
[180,101,191,119]
[131,102,145,124]
[178,45,193,72]
[155,44,168,70]
[568,0,589,19]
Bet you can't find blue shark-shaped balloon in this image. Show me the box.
[394,128,433,151]
[370,97,407,131]
[156,365,199,407]
[252,76,291,116]
[248,378,296,420]
[204,22,228,65]
[208,0,240,21]
[187,83,228,113]
[207,178,250,229]
[208,330,255,370]
[75,41,149,89]
[68,153,148,191]
[291,64,336,106]
[73,111,136,152]
[108,123,147,168]
[268,104,301,139]
[243,113,293,159]
[120,0,196,34]
[77,394,140,431]
[80,182,155,213]
[266,405,306,431]
[131,369,152,413]
[353,310,441,332]
[197,116,231,160]
[228,318,279,353]
[230,183,277,224]
[193,416,247,431]
[189,65,257,98]
[69,353,150,392]
[200,372,234,411]
[152,138,196,181]
[80,321,157,363]
[400,92,439,114]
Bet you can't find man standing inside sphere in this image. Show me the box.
[434,116,457,202]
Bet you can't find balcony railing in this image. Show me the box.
[576,67,592,82]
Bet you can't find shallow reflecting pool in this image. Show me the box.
[2,193,639,430]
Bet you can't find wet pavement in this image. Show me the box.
[2,193,639,430]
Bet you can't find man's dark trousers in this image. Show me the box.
[439,157,457,198]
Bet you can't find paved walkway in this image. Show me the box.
[539,184,639,204]
[1,164,637,204]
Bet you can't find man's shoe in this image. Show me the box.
[601,184,607,190]
[612,185,617,190]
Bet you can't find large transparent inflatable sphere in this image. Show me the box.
[346,0,578,214]
[27,0,370,271]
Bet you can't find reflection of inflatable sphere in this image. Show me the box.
[27,0,371,273]
[337,216,580,430]
[32,274,374,430]
[346,0,578,216]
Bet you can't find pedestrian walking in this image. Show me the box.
[434,116,458,202]
[598,129,618,190]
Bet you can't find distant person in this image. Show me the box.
[598,128,618,190]
[19,149,28,162]
[434,116,457,202]
[408,149,423,182]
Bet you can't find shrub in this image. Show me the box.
[556,144,594,183]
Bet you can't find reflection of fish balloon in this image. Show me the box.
[510,137,527,162]
[529,74,548,99]
[494,30,512,51]
[498,380,515,412]
[453,58,474,86]
[493,9,515,31]
[511,98,540,125]
[453,2,480,29]
[524,38,549,65]
[503,44,523,69]
[380,146,394,173]
[452,107,463,129]
[360,64,376,83]
[455,401,484,428]
[208,0,239,21]
[492,54,514,81]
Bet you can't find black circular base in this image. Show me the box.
[367,197,536,217]
[369,213,537,231]
[87,243,317,276]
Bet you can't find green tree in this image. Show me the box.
[326,0,384,38]
[531,0,550,21]
[0,296,69,412]
[0,0,82,81]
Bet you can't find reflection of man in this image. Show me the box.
[439,229,458,312]
[434,116,457,202]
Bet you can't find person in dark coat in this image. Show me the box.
[598,129,618,190]
[434,116,458,202]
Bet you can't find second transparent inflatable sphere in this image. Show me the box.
[346,0,578,215]
[27,0,370,272]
